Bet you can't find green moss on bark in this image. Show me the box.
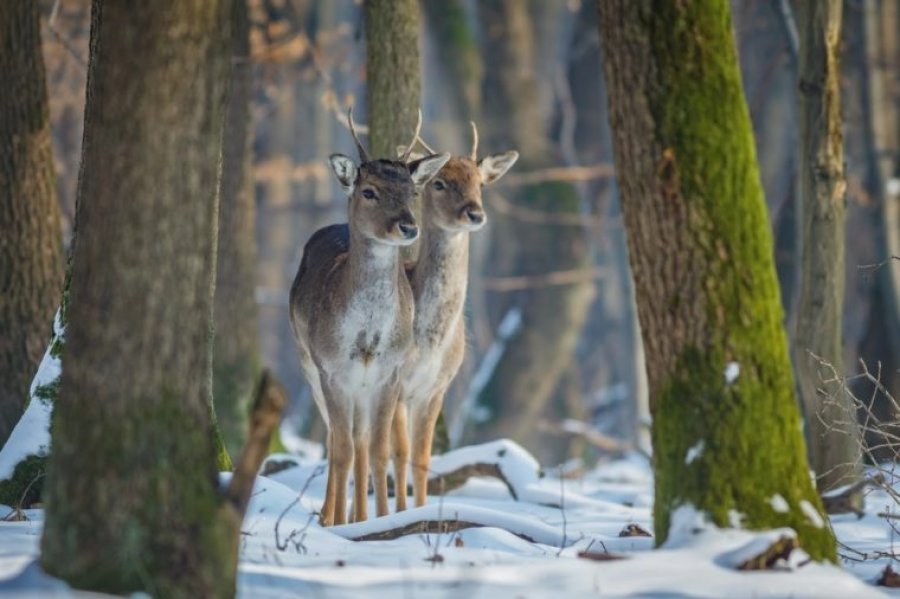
[597,0,836,562]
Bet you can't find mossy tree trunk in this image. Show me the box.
[41,1,240,596]
[793,0,862,504]
[471,0,593,450]
[596,0,836,561]
[0,0,64,446]
[214,0,260,459]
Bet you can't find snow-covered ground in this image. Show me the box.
[0,439,896,598]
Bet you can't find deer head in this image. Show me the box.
[399,122,519,233]
[329,108,450,246]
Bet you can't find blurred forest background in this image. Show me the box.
[35,0,899,467]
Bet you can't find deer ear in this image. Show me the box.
[396,145,426,162]
[329,154,357,195]
[408,152,450,187]
[478,151,519,185]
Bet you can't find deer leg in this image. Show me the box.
[392,401,410,512]
[372,384,399,517]
[352,429,370,523]
[327,405,353,526]
[411,391,447,507]
[320,429,335,526]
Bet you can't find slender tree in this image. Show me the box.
[596,0,835,560]
[793,0,862,504]
[214,0,260,458]
[41,1,242,595]
[0,0,64,446]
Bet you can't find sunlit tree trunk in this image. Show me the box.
[0,0,64,446]
[41,1,240,595]
[597,0,835,560]
[793,0,862,505]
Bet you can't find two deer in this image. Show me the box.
[290,109,518,525]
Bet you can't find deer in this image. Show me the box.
[392,123,518,510]
[289,109,449,526]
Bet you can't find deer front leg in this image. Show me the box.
[411,391,447,507]
[351,429,370,523]
[324,396,353,526]
[392,400,410,512]
[371,383,400,517]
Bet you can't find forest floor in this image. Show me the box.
[0,439,897,598]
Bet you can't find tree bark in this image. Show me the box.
[597,0,835,560]
[793,0,862,503]
[0,0,64,446]
[41,1,239,596]
[214,0,260,459]
[471,0,594,450]
[365,0,422,261]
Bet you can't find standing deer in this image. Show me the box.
[290,109,449,525]
[393,124,518,509]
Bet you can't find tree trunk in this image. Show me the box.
[214,0,260,459]
[597,0,835,560]
[0,0,64,446]
[471,0,594,450]
[793,0,862,503]
[365,0,422,261]
[41,1,240,596]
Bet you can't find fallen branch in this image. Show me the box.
[352,519,516,543]
[821,474,884,516]
[736,535,798,571]
[427,462,518,500]
[537,419,631,454]
[227,370,286,517]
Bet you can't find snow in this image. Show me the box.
[0,311,61,481]
[769,494,790,513]
[685,440,704,464]
[724,361,740,384]
[0,440,895,598]
[800,499,826,528]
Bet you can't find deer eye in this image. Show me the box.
[433,180,445,191]
[362,188,376,200]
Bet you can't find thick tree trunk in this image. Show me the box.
[40,1,239,596]
[597,0,835,560]
[793,0,862,502]
[471,0,593,450]
[365,0,422,262]
[0,0,64,446]
[214,0,260,459]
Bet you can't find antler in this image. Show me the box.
[347,107,370,163]
[469,121,479,160]
[400,109,423,163]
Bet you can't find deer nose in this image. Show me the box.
[398,221,418,240]
[466,208,485,225]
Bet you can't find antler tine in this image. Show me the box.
[347,107,370,163]
[415,134,436,155]
[469,121,479,161]
[400,109,423,162]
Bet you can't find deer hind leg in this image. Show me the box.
[392,401,410,512]
[372,383,400,517]
[351,429,370,523]
[411,391,447,507]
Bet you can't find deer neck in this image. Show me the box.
[346,227,402,299]
[412,223,470,343]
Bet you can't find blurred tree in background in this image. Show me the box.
[0,0,63,446]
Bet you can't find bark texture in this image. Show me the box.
[793,0,862,501]
[472,0,593,449]
[365,0,421,263]
[0,0,64,446]
[597,0,835,561]
[40,1,239,596]
[214,0,260,459]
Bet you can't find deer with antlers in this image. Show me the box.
[393,124,519,510]
[290,109,449,525]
